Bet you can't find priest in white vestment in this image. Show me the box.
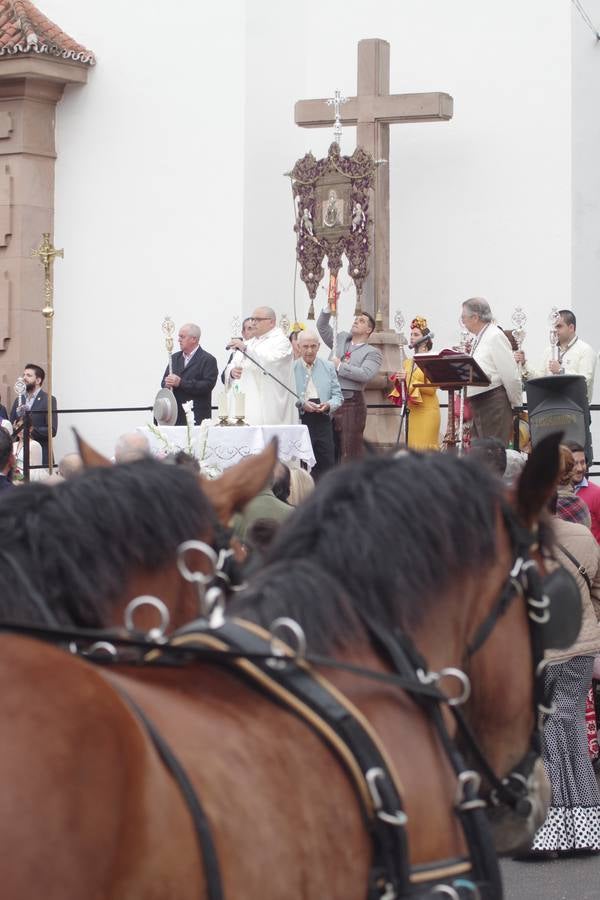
[225,306,298,425]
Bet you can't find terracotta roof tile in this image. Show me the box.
[0,0,95,65]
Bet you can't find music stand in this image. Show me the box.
[413,353,490,449]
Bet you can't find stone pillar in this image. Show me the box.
[0,58,89,412]
[364,330,402,450]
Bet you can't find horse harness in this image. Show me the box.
[2,509,580,900]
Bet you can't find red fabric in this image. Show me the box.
[387,374,407,408]
[453,394,473,420]
[577,481,600,544]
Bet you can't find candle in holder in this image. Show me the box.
[217,394,228,419]
[234,392,245,419]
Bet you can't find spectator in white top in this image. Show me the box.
[461,297,522,447]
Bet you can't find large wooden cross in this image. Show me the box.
[295,38,453,330]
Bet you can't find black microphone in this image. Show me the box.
[225,337,243,351]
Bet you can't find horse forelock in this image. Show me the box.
[233,452,507,655]
[0,460,218,627]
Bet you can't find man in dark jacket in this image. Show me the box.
[161,323,218,425]
[9,363,57,467]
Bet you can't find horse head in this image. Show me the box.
[458,433,581,855]
[232,435,579,863]
[0,435,277,634]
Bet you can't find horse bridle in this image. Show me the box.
[444,502,578,818]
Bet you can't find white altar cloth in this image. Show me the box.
[203,424,315,471]
[137,423,315,472]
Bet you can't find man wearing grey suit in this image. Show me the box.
[293,329,343,480]
[317,308,382,462]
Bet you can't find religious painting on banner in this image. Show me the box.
[289,142,375,318]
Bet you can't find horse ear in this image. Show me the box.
[515,432,562,527]
[73,429,112,468]
[201,439,278,524]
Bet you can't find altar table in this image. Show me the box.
[138,423,315,472]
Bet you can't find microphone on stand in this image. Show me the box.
[411,332,434,349]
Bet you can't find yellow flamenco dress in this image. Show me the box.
[404,358,440,450]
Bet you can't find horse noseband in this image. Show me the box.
[522,560,581,651]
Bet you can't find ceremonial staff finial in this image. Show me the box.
[31,232,63,475]
[548,307,561,364]
[511,306,527,379]
[162,316,176,375]
[326,89,348,148]
[393,310,408,366]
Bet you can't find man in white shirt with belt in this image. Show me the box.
[514,309,597,402]
[461,297,522,448]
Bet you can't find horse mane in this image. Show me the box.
[233,452,508,655]
[0,460,218,627]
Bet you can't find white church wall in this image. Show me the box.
[244,0,574,424]
[571,0,600,456]
[42,0,246,457]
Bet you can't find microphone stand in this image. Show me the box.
[232,347,302,404]
[396,360,417,446]
[395,337,430,446]
[22,410,31,482]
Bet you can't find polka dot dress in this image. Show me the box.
[532,656,600,852]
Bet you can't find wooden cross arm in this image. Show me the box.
[295,92,453,128]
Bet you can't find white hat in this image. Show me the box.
[152,388,178,427]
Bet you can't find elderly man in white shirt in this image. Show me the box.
[514,309,597,403]
[225,306,298,426]
[461,297,522,447]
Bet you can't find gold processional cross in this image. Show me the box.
[32,233,64,475]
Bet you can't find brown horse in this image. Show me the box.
[0,436,576,899]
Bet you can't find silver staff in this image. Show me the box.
[162,316,175,375]
[457,322,473,456]
[511,306,527,379]
[393,310,408,368]
[548,307,561,364]
[14,376,26,415]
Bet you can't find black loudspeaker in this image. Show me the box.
[526,374,592,463]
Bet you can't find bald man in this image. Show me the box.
[293,329,343,479]
[161,322,218,425]
[226,306,297,425]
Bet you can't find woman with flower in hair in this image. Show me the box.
[391,316,440,450]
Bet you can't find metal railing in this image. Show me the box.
[16,401,600,478]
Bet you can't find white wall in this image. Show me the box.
[42,0,246,457]
[572,0,600,454]
[244,0,574,377]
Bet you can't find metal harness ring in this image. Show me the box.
[416,667,471,706]
[124,595,170,642]
[365,767,408,827]
[176,540,219,584]
[267,617,307,669]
